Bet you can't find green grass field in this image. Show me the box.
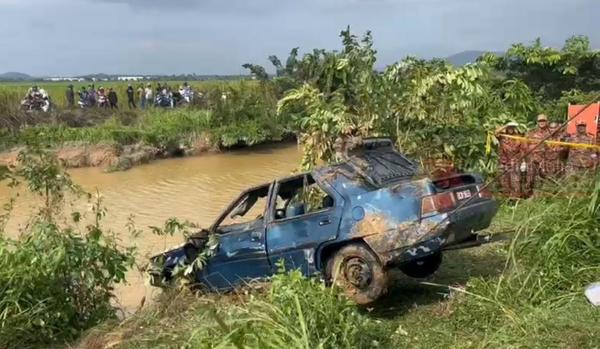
[0,79,287,154]
[0,80,256,109]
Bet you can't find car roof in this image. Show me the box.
[251,138,417,189]
[314,138,418,187]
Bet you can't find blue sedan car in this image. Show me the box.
[150,138,498,304]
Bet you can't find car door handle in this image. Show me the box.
[319,219,331,226]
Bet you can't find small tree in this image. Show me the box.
[0,147,136,346]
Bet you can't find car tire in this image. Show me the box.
[399,251,442,278]
[326,243,388,305]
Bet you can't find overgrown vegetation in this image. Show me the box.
[1,28,599,348]
[268,30,599,173]
[80,268,382,349]
[3,33,599,173]
[79,175,600,349]
[0,80,290,155]
[0,147,136,347]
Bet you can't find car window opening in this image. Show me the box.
[274,174,334,220]
[219,184,270,230]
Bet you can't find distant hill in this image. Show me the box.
[445,50,504,66]
[0,72,33,81]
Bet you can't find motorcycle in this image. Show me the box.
[20,95,52,112]
[97,94,110,108]
[155,92,174,108]
[179,88,194,104]
[78,96,92,108]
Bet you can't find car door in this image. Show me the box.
[199,183,273,290]
[265,178,344,275]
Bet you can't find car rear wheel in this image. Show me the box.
[399,251,442,278]
[326,244,388,305]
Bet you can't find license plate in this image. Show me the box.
[455,189,472,200]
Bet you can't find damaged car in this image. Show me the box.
[149,138,499,304]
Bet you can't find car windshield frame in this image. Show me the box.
[210,182,272,233]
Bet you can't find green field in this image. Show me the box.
[0,79,287,155]
[0,80,255,108]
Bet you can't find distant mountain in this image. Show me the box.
[0,72,33,81]
[445,50,504,66]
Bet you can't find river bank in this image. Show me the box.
[0,143,302,319]
[1,79,292,172]
[0,136,296,172]
[0,133,237,172]
[74,179,600,349]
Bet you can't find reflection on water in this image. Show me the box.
[0,143,301,311]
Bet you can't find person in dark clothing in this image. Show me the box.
[78,86,88,107]
[88,84,97,106]
[65,84,75,108]
[107,88,118,109]
[126,84,136,109]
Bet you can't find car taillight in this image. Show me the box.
[433,175,473,189]
[477,185,493,199]
[421,192,456,216]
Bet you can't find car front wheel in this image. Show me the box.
[326,244,388,305]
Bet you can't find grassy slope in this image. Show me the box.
[76,195,600,349]
[81,245,598,349]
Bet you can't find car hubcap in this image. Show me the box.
[344,257,372,289]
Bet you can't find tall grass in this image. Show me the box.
[492,175,599,303]
[0,80,290,153]
[85,270,382,349]
[190,269,379,349]
[434,174,600,347]
[79,175,600,349]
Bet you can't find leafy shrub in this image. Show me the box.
[0,147,136,347]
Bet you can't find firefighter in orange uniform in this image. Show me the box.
[566,121,598,174]
[545,121,567,177]
[496,122,524,198]
[522,114,551,196]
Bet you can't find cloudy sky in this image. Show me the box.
[0,0,598,76]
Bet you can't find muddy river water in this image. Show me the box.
[0,143,301,312]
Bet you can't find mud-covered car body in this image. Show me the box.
[150,138,498,291]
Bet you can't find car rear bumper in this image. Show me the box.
[385,199,498,265]
[444,199,499,246]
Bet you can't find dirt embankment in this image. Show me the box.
[0,134,217,172]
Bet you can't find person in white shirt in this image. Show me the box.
[144,84,154,108]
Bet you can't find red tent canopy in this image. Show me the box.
[567,103,599,141]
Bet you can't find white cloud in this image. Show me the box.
[0,0,597,75]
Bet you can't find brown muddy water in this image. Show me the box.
[0,143,301,312]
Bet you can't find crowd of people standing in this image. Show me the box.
[497,114,598,199]
[64,82,195,110]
